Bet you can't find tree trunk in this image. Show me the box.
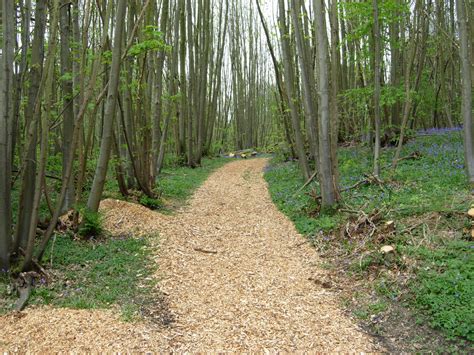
[255,0,296,157]
[186,0,195,166]
[278,0,311,180]
[290,0,318,164]
[151,0,169,179]
[60,0,75,211]
[0,0,15,271]
[23,0,60,271]
[392,0,423,169]
[314,0,338,208]
[87,0,127,212]
[372,0,382,177]
[14,0,47,252]
[457,0,474,186]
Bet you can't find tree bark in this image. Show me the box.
[278,0,311,180]
[290,0,319,164]
[0,0,15,271]
[60,0,75,211]
[23,0,60,271]
[151,0,169,180]
[87,0,127,212]
[14,0,47,251]
[457,0,474,185]
[314,0,338,208]
[372,0,382,177]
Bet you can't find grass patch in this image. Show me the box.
[0,235,155,318]
[265,131,473,346]
[101,157,229,211]
[158,157,229,209]
[159,157,229,200]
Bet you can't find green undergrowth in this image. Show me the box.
[404,240,473,341]
[2,156,229,318]
[265,131,473,347]
[1,235,155,321]
[103,157,229,212]
[158,157,229,209]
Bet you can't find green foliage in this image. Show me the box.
[59,71,73,82]
[0,273,11,314]
[339,84,405,140]
[353,301,389,321]
[265,131,472,342]
[128,26,170,57]
[78,208,103,238]
[159,158,228,205]
[31,236,155,314]
[0,236,155,316]
[101,50,112,64]
[139,195,163,210]
[341,0,410,42]
[264,162,341,235]
[405,241,474,341]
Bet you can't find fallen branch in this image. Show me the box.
[292,239,309,248]
[384,151,423,170]
[193,247,218,254]
[397,150,422,162]
[12,169,62,182]
[310,174,383,201]
[294,170,318,196]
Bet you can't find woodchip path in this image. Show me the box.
[0,158,383,352]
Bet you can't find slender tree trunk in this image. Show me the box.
[457,0,474,185]
[314,0,338,208]
[14,0,47,252]
[87,0,127,212]
[328,0,341,195]
[195,0,211,164]
[392,0,423,169]
[372,0,382,177]
[179,0,189,162]
[390,0,401,126]
[255,0,296,157]
[23,0,60,271]
[12,0,30,166]
[37,1,111,262]
[0,0,15,271]
[278,0,311,180]
[60,0,75,211]
[290,0,318,164]
[186,0,195,166]
[151,0,169,179]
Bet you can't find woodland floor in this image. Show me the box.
[0,158,384,352]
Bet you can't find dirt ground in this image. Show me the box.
[0,158,384,352]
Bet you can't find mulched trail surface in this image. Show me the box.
[1,158,383,352]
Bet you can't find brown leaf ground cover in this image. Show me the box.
[0,158,383,352]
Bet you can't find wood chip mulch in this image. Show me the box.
[0,158,384,352]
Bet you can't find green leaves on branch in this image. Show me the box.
[340,0,410,42]
[59,72,73,82]
[127,26,171,57]
[102,50,113,65]
[340,85,405,111]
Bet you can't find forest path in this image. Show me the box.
[0,158,382,352]
[152,158,381,351]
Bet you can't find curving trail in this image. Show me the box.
[0,158,382,352]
